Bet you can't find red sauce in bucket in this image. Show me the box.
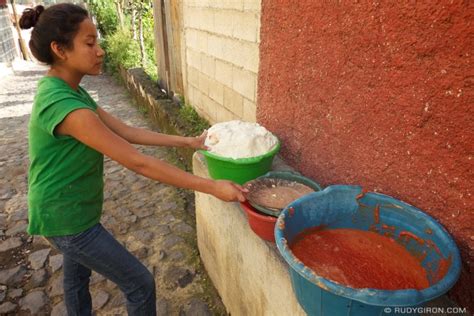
[290,228,430,290]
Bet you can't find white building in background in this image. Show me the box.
[0,4,17,64]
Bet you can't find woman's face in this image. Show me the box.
[63,18,104,76]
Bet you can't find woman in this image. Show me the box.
[20,4,246,315]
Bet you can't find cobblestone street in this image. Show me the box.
[0,61,225,315]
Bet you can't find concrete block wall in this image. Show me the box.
[182,0,260,123]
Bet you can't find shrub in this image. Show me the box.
[102,29,140,73]
[86,0,158,81]
[86,0,118,36]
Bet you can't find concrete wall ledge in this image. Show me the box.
[193,152,306,315]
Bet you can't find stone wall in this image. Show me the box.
[182,0,260,123]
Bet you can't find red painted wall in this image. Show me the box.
[258,1,473,310]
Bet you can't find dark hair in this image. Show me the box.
[19,4,89,65]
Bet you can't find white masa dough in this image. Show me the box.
[204,120,278,159]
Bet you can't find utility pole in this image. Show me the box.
[114,0,124,29]
[131,7,136,40]
[138,0,144,66]
[10,0,29,60]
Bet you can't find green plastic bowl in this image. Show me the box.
[200,141,280,185]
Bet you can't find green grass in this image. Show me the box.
[178,105,210,136]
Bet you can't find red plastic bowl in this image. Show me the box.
[240,201,277,242]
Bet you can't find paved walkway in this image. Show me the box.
[0,60,225,315]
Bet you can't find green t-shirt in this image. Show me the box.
[28,76,104,236]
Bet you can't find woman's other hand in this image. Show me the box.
[187,130,208,150]
[211,180,248,202]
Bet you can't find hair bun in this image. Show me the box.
[19,5,45,29]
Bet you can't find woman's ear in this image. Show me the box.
[50,41,67,61]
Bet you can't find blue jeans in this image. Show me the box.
[47,223,156,316]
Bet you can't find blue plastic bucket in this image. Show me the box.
[275,185,461,316]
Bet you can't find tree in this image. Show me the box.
[85,0,119,36]
[127,0,152,67]
[131,5,136,39]
[138,0,144,66]
[114,0,124,29]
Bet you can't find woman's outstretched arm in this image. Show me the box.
[96,106,206,149]
[55,108,245,202]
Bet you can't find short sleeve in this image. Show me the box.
[37,96,95,137]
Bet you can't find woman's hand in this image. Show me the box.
[211,180,248,202]
[187,130,208,150]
